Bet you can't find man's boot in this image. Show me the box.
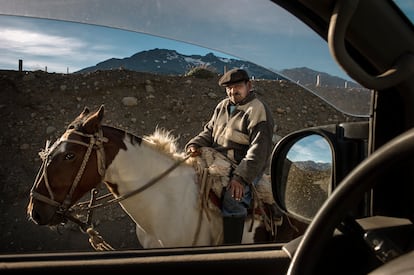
[222,216,245,244]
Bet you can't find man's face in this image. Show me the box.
[225,81,251,104]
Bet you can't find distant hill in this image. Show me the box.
[280,67,361,88]
[77,48,361,88]
[77,48,286,80]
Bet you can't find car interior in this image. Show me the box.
[1,0,414,274]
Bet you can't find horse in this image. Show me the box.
[27,105,301,249]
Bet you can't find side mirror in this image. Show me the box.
[271,122,369,223]
[272,133,333,223]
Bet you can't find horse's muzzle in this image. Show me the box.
[27,199,66,226]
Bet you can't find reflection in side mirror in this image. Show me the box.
[279,134,333,221]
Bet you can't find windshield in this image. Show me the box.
[0,0,378,117]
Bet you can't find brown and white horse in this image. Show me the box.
[27,105,300,249]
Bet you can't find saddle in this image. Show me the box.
[187,147,282,235]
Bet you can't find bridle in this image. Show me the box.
[30,127,190,236]
[30,128,108,218]
[29,128,116,251]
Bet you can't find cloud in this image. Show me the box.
[0,27,88,72]
[287,135,331,163]
[0,2,348,79]
[0,17,119,72]
[1,28,86,56]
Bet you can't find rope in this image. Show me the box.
[66,211,114,251]
[86,228,115,251]
[67,155,191,251]
[189,147,281,243]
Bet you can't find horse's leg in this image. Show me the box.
[272,215,308,243]
[241,217,264,244]
[135,224,164,248]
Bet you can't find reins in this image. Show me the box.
[31,125,280,250]
[69,153,191,250]
[31,127,192,250]
[73,153,191,211]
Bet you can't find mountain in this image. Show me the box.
[293,160,331,172]
[77,48,287,81]
[76,48,360,88]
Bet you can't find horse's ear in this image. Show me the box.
[82,105,104,134]
[80,106,90,117]
[97,105,104,119]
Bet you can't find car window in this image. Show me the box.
[393,0,414,24]
[0,1,374,117]
[0,1,367,254]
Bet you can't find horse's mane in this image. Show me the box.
[143,127,186,160]
[72,107,186,161]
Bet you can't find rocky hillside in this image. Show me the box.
[0,68,363,253]
[77,48,362,88]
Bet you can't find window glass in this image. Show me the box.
[0,1,366,254]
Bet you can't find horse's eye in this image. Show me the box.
[64,153,75,160]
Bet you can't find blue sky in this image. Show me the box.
[1,0,413,81]
[0,13,346,79]
[287,135,332,163]
[0,15,236,73]
[0,0,349,79]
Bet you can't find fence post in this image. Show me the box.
[316,74,321,87]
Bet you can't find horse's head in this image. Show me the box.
[27,105,108,226]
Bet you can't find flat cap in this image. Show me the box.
[218,68,250,87]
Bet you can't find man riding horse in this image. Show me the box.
[186,68,282,244]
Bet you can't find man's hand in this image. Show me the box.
[187,145,201,157]
[227,178,245,201]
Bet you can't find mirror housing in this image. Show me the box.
[270,121,369,223]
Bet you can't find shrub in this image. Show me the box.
[185,65,217,79]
